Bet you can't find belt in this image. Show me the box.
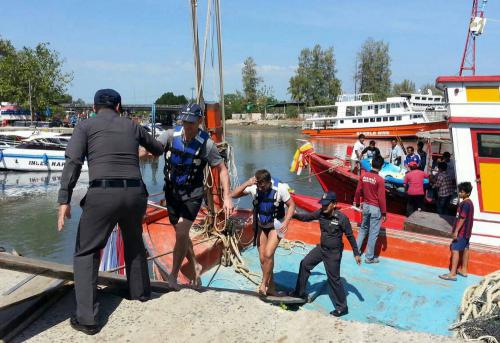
[89,179,142,188]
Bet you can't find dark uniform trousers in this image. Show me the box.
[74,184,150,325]
[295,245,346,311]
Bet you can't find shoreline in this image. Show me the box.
[225,119,302,129]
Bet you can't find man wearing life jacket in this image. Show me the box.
[157,103,233,290]
[231,169,295,296]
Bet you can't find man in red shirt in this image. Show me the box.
[354,156,387,263]
[403,161,429,216]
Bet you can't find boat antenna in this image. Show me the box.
[459,0,488,76]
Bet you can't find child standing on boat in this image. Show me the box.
[439,182,474,281]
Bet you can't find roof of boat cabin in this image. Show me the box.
[435,75,500,89]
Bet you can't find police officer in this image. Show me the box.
[292,191,361,317]
[57,89,164,335]
[158,103,233,290]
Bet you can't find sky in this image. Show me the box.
[1,0,500,104]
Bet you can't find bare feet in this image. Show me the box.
[191,263,203,288]
[167,273,181,291]
[258,284,267,297]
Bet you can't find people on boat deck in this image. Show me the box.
[231,170,295,296]
[361,140,381,159]
[416,141,427,171]
[439,182,474,281]
[354,156,387,264]
[442,151,456,182]
[403,161,429,216]
[57,89,165,335]
[158,103,234,290]
[432,162,455,215]
[350,134,366,175]
[291,191,361,317]
[388,138,405,166]
[404,146,421,168]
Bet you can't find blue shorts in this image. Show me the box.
[451,237,470,251]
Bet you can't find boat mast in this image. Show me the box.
[190,0,204,106]
[214,0,225,134]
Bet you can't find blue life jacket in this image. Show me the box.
[252,178,286,226]
[164,125,209,196]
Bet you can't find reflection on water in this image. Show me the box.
[0,127,422,264]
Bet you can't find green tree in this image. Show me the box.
[224,91,245,118]
[356,38,391,100]
[288,44,341,106]
[0,39,73,113]
[241,57,262,104]
[420,83,443,96]
[392,79,416,96]
[256,85,277,113]
[155,92,188,105]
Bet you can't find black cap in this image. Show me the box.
[318,191,337,205]
[94,89,121,107]
[178,103,203,123]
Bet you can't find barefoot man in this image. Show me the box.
[231,170,295,296]
[158,103,233,289]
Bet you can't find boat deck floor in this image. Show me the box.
[201,244,480,337]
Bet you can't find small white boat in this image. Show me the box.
[0,140,88,172]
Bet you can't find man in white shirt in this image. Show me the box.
[350,134,366,175]
[388,138,405,167]
[231,169,295,296]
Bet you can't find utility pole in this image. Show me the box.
[28,79,33,126]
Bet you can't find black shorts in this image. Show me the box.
[165,193,203,225]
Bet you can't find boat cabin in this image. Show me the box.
[436,75,500,247]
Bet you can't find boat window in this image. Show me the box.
[422,97,427,101]
[415,97,421,100]
[340,120,344,124]
[397,116,402,120]
[370,118,375,122]
[346,106,355,116]
[374,105,378,114]
[477,133,500,158]
[434,98,441,102]
[364,118,369,123]
[376,117,381,122]
[383,117,388,122]
[389,116,395,121]
[355,106,362,115]
[386,105,390,114]
[403,102,408,109]
[380,104,385,109]
[368,105,373,110]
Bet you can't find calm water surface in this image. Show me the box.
[0,127,413,264]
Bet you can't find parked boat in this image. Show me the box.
[301,93,448,138]
[401,91,446,112]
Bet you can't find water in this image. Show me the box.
[0,127,413,263]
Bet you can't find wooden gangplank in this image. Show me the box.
[0,253,306,305]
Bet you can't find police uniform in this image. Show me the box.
[292,192,360,315]
[58,89,164,327]
[157,104,223,224]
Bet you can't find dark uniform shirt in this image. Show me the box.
[293,209,360,255]
[58,109,164,204]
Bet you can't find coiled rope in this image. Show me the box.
[450,270,500,342]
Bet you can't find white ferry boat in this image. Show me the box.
[301,93,448,138]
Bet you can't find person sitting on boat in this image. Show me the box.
[354,156,387,264]
[350,134,366,175]
[388,138,405,167]
[291,191,361,317]
[403,146,421,169]
[431,162,455,215]
[361,140,381,159]
[417,141,427,171]
[439,182,474,281]
[231,169,295,296]
[158,103,234,290]
[403,161,429,216]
